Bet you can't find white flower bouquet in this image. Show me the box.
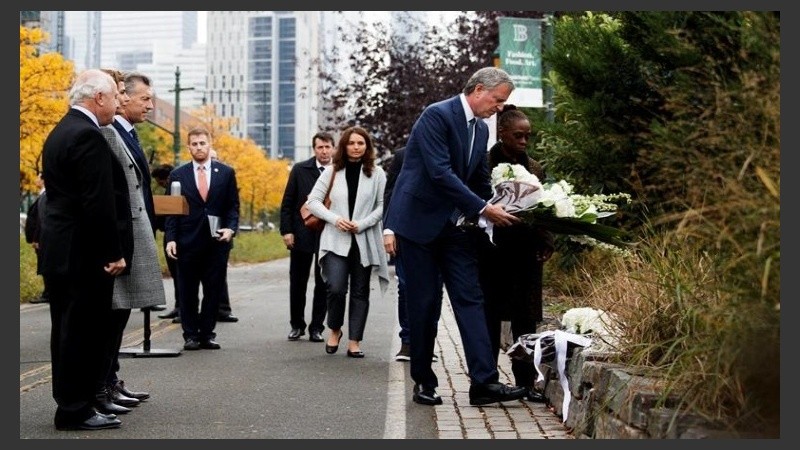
[469,163,632,249]
[561,307,620,352]
[562,307,613,335]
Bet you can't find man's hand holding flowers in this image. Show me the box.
[464,163,632,250]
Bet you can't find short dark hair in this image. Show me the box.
[123,70,152,93]
[312,131,335,148]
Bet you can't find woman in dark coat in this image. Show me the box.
[476,105,554,402]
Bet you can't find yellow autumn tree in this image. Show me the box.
[212,134,289,225]
[20,26,73,194]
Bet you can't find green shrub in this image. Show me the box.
[20,235,43,303]
[538,12,779,434]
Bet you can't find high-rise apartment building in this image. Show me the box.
[20,11,66,54]
[138,42,208,111]
[206,11,321,161]
[53,10,324,162]
[62,11,206,109]
[98,11,197,69]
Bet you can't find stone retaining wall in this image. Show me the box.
[536,348,743,439]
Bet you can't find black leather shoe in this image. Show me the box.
[287,328,305,341]
[468,383,528,406]
[217,313,239,323]
[525,388,547,403]
[107,387,140,407]
[346,349,365,358]
[95,411,117,420]
[172,316,181,324]
[412,384,443,405]
[158,309,179,319]
[325,329,343,354]
[200,339,221,350]
[94,390,132,415]
[309,330,324,342]
[184,339,201,350]
[55,412,122,431]
[147,304,167,311]
[114,380,150,401]
[29,296,49,304]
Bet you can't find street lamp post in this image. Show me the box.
[169,66,194,165]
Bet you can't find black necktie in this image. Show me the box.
[466,118,476,165]
[319,166,325,173]
[130,128,140,144]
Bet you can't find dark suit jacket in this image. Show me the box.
[25,192,46,274]
[40,108,133,277]
[164,160,240,254]
[24,193,44,245]
[279,157,324,254]
[112,120,156,233]
[383,147,404,217]
[384,95,492,244]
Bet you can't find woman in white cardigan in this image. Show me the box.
[306,126,389,358]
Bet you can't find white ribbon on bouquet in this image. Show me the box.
[507,330,592,422]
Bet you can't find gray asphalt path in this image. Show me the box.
[19,257,571,439]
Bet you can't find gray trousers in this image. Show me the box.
[321,244,372,341]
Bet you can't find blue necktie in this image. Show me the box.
[466,118,476,166]
[450,118,477,225]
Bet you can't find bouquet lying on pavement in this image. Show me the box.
[506,306,620,422]
[461,163,633,250]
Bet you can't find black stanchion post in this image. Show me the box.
[119,308,182,358]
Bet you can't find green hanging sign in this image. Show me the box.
[497,17,543,107]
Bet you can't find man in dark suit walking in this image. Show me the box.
[279,132,334,342]
[383,67,527,407]
[40,69,132,430]
[165,128,240,350]
[383,147,442,362]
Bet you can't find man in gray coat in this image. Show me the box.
[98,69,165,414]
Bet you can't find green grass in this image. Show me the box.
[228,230,289,264]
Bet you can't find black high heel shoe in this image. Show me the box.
[325,329,343,354]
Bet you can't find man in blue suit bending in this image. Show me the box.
[165,128,240,351]
[384,67,527,406]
